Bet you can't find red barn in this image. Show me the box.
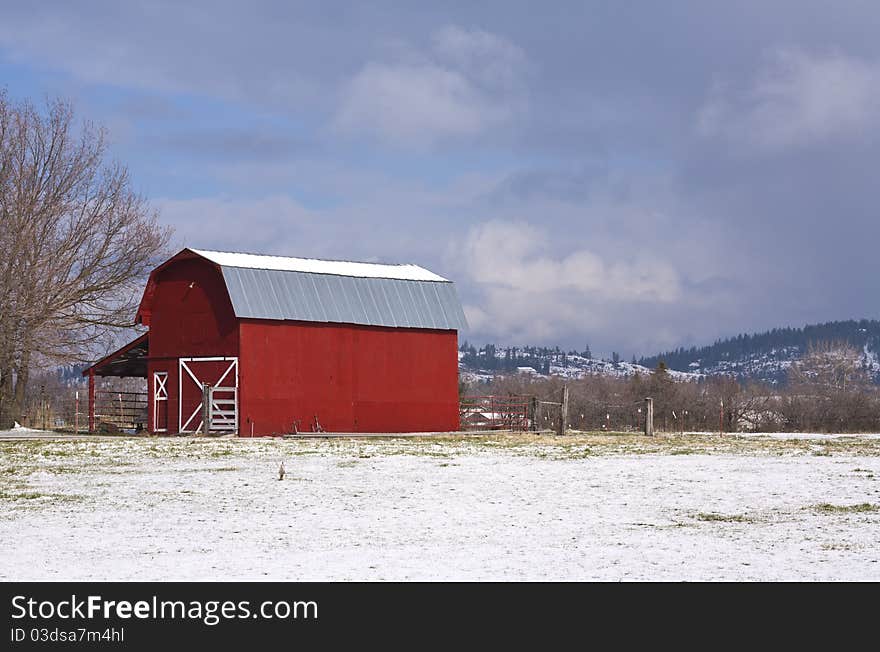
[83,248,467,435]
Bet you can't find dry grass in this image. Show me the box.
[1,432,879,483]
[812,503,880,514]
[694,512,755,523]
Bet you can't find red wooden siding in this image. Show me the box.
[238,319,459,435]
[146,257,239,359]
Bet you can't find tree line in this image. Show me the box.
[638,319,880,374]
[460,341,610,375]
[464,341,880,433]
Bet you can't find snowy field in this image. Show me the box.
[1,433,879,581]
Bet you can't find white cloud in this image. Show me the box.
[335,62,506,142]
[463,220,681,301]
[458,220,683,343]
[431,25,526,90]
[698,48,880,151]
[335,25,527,145]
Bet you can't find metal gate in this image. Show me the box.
[178,357,238,434]
[208,386,237,432]
[460,395,531,431]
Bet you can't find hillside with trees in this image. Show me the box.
[461,320,880,386]
[637,319,880,383]
[464,339,880,433]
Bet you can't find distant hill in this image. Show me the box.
[637,319,880,384]
[458,343,700,383]
[459,319,880,385]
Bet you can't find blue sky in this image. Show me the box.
[3,1,879,357]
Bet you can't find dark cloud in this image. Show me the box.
[487,163,608,204]
[2,1,880,355]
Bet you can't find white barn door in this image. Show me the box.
[178,357,239,434]
[153,371,168,432]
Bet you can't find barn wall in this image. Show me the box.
[146,258,239,433]
[238,320,459,435]
[147,258,239,359]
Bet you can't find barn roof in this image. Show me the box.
[81,332,148,377]
[190,249,449,282]
[139,248,468,331]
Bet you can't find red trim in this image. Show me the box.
[81,332,149,376]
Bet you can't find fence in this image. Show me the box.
[462,390,666,436]
[460,395,531,431]
[93,390,148,431]
[20,389,148,433]
[566,400,646,433]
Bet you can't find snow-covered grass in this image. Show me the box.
[738,431,880,440]
[1,433,879,581]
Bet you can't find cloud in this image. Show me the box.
[155,195,318,255]
[698,48,880,151]
[152,175,478,275]
[0,1,331,111]
[458,220,683,344]
[431,25,526,90]
[160,128,313,160]
[9,2,880,356]
[487,163,607,204]
[334,25,527,145]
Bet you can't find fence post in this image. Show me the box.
[88,370,95,433]
[201,384,210,435]
[644,397,654,437]
[529,396,538,432]
[558,385,569,436]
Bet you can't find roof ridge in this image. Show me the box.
[188,248,449,282]
[191,247,422,269]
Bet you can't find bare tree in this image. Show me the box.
[0,92,171,428]
[784,341,874,431]
[788,340,870,393]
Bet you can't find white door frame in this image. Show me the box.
[153,371,168,433]
[178,357,238,433]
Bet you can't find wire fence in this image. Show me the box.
[461,392,721,434]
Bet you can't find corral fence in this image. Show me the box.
[462,389,661,436]
[93,390,148,432]
[460,395,531,431]
[567,397,646,433]
[459,390,569,434]
[20,388,148,433]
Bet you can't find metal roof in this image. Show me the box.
[191,248,448,282]
[215,258,468,331]
[82,333,149,378]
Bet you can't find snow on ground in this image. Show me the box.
[739,432,880,440]
[11,422,42,432]
[1,434,879,581]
